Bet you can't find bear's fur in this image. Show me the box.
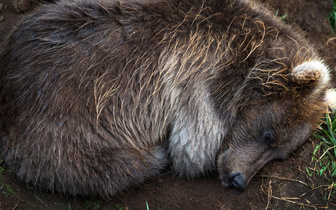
[11,0,56,13]
[0,0,335,196]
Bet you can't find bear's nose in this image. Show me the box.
[228,172,246,192]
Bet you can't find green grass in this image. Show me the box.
[0,163,17,197]
[275,10,288,20]
[307,112,336,201]
[34,194,49,208]
[329,0,336,32]
[83,199,102,210]
[115,204,126,210]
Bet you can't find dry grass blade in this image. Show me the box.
[258,173,334,209]
[271,196,328,209]
[12,199,20,210]
[257,175,309,187]
[264,180,272,210]
[317,145,336,162]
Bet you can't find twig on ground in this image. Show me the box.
[257,175,309,186]
[270,195,328,210]
[12,199,20,210]
[258,174,336,209]
[317,146,336,162]
[264,180,272,210]
[327,182,335,201]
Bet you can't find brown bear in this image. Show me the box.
[0,0,335,197]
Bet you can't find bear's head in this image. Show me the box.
[217,60,336,191]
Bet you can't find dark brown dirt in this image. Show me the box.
[0,0,335,209]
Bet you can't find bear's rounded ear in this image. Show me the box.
[289,61,330,90]
[326,89,336,112]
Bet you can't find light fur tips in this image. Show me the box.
[290,61,330,87]
[326,89,336,112]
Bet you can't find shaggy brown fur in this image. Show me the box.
[11,0,55,12]
[0,0,335,197]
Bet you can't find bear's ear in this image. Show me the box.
[289,61,330,93]
[290,61,336,111]
[326,89,336,112]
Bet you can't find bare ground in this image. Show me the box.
[0,0,336,209]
